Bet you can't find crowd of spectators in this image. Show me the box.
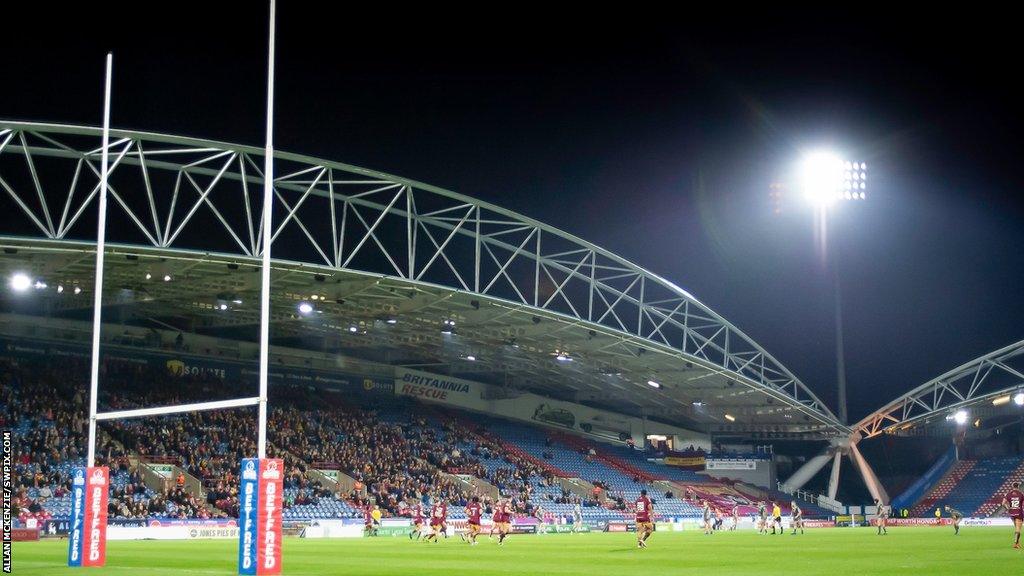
[3,351,615,523]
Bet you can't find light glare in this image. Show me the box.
[800,152,845,206]
[953,409,968,425]
[799,151,867,206]
[9,273,32,292]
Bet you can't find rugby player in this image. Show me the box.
[495,498,513,545]
[702,500,714,535]
[874,499,888,535]
[757,501,768,534]
[944,505,963,535]
[425,498,448,542]
[462,496,483,545]
[790,501,804,535]
[731,504,739,531]
[635,489,654,548]
[534,504,547,536]
[363,503,376,537]
[1001,480,1023,549]
[572,500,584,533]
[409,499,425,540]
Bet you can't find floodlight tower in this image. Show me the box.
[799,151,867,425]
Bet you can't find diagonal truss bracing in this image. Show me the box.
[854,340,1024,439]
[0,120,843,430]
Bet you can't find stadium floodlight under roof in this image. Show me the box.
[8,272,31,292]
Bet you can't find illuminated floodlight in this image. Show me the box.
[555,352,572,362]
[465,355,476,361]
[724,414,736,422]
[163,274,172,282]
[297,302,314,314]
[232,299,243,305]
[218,303,228,311]
[953,409,968,425]
[441,318,457,335]
[647,380,661,389]
[57,285,64,294]
[73,286,82,295]
[9,273,32,292]
[800,151,867,206]
[348,325,359,333]
[1015,392,1024,406]
[145,273,152,280]
[33,280,47,290]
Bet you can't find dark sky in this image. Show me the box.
[4,5,1022,423]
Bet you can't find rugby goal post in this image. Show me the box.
[72,3,283,571]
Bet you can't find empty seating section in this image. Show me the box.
[478,418,703,519]
[911,459,976,516]
[976,459,1024,515]
[921,457,1024,516]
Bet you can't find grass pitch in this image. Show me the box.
[12,527,1022,575]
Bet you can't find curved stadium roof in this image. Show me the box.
[0,121,847,437]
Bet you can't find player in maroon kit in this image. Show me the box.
[409,500,425,541]
[495,498,513,545]
[462,496,483,545]
[363,503,375,537]
[1001,480,1023,549]
[425,498,448,542]
[634,489,654,548]
[487,498,502,540]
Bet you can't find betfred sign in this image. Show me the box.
[67,467,109,568]
[238,458,283,575]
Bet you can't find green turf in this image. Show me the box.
[10,527,1022,575]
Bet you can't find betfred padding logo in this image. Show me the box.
[238,458,283,575]
[67,466,109,568]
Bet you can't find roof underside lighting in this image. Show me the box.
[9,273,32,292]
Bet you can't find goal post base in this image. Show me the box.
[238,458,284,575]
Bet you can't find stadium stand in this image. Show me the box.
[910,459,976,516]
[4,347,833,526]
[975,458,1024,515]
[925,456,1024,516]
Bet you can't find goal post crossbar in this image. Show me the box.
[95,396,261,422]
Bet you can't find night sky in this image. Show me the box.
[4,5,1022,423]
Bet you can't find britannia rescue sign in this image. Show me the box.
[394,368,481,409]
